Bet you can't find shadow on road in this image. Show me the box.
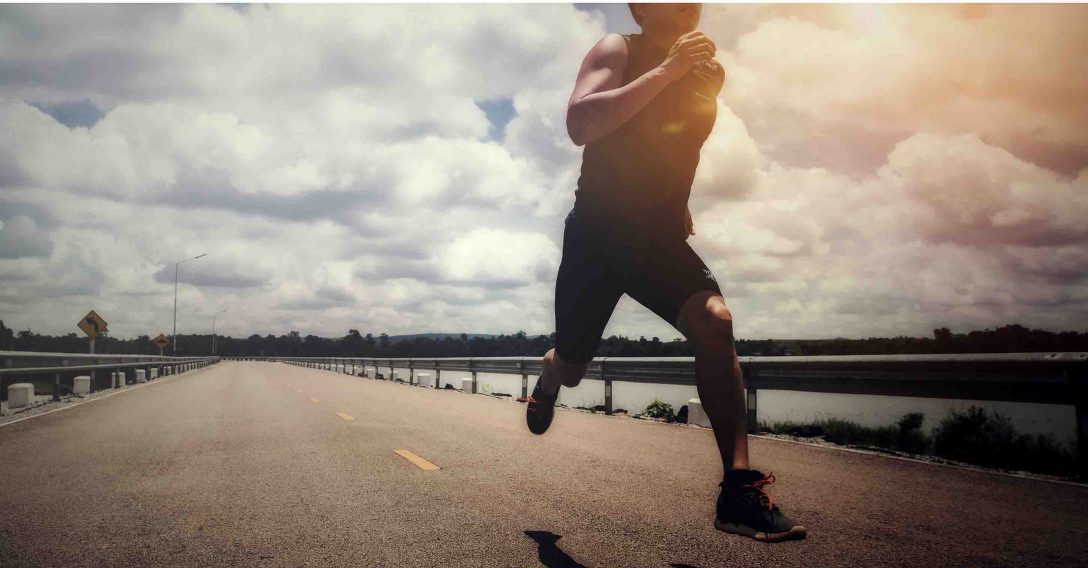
[524,530,587,568]
[523,530,704,568]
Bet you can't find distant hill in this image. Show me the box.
[386,333,498,342]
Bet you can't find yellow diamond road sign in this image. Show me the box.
[153,333,170,348]
[78,310,108,338]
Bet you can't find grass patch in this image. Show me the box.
[762,407,1076,477]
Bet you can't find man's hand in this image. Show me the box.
[660,31,717,81]
[684,207,695,239]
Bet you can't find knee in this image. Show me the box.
[690,305,735,353]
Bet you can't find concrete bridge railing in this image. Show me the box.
[1,351,220,412]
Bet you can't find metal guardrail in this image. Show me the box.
[227,352,1088,469]
[1,351,220,412]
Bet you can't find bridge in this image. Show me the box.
[0,357,1085,567]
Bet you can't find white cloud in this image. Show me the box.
[431,227,560,287]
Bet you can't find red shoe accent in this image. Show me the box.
[742,472,777,511]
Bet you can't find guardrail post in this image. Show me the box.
[436,368,441,388]
[409,359,414,385]
[743,360,758,434]
[520,360,527,399]
[1075,362,1088,479]
[1,357,10,416]
[53,371,61,402]
[602,359,612,415]
[470,359,477,394]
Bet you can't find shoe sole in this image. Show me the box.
[714,518,808,542]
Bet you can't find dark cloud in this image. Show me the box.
[28,99,103,129]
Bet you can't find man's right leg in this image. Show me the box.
[532,214,623,433]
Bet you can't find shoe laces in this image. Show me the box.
[742,471,776,511]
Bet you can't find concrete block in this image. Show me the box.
[150,368,159,379]
[73,375,91,395]
[687,398,711,428]
[136,369,147,383]
[7,383,34,408]
[462,377,474,393]
[417,373,430,387]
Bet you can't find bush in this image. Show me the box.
[932,406,1075,475]
[895,412,929,454]
[643,399,674,420]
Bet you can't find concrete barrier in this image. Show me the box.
[462,377,474,393]
[417,373,430,387]
[7,383,34,408]
[73,375,91,395]
[686,398,711,428]
[136,369,147,383]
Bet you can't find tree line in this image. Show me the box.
[2,320,1085,357]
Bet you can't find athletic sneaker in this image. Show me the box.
[525,381,559,435]
[715,469,807,542]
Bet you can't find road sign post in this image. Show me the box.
[78,311,108,395]
[153,334,169,357]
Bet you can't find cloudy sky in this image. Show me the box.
[1,2,1086,343]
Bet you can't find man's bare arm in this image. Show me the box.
[566,32,716,147]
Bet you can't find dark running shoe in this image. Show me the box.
[525,381,559,435]
[715,469,807,542]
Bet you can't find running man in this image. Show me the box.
[525,3,807,542]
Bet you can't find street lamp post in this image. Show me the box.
[173,253,207,355]
[212,308,228,355]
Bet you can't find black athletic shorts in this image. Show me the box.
[553,209,723,365]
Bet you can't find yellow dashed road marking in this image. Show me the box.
[336,412,355,421]
[310,398,320,403]
[394,449,441,471]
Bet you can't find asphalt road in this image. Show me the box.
[0,362,1085,567]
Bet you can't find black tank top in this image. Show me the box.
[571,33,725,240]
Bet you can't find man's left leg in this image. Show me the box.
[674,290,748,473]
[674,289,807,542]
